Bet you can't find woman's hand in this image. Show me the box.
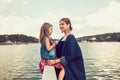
[47,60,55,65]
[47,59,60,65]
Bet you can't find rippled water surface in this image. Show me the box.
[0,42,120,80]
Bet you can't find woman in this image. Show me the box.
[48,18,86,80]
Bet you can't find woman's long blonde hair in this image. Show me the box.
[39,23,52,43]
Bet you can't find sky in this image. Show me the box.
[0,0,120,39]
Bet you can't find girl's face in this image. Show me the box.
[59,20,70,32]
[49,27,53,36]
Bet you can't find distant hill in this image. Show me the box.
[0,34,38,45]
[76,32,120,42]
[1,32,120,45]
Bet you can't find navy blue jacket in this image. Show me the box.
[57,34,86,80]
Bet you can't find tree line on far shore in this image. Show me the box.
[1,32,120,44]
[76,32,120,42]
[0,34,38,44]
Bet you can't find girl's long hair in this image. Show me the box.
[39,23,52,43]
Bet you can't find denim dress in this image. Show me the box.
[40,36,56,59]
[40,43,56,59]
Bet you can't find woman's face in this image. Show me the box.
[59,20,70,32]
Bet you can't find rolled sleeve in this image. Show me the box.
[60,56,68,65]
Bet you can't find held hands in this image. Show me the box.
[47,60,56,65]
[53,40,58,47]
[47,59,60,65]
[54,40,58,45]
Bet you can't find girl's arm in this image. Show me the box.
[45,37,57,51]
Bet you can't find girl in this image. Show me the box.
[39,23,65,80]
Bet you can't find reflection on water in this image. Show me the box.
[80,42,120,80]
[0,42,120,80]
[0,44,41,80]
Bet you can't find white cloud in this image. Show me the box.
[0,11,85,39]
[0,0,120,39]
[86,0,120,28]
[0,14,41,37]
[0,0,13,4]
[22,0,29,5]
[0,13,68,38]
[0,0,15,10]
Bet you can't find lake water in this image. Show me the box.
[0,42,120,80]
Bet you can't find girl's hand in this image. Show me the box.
[47,60,55,65]
[54,41,58,45]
